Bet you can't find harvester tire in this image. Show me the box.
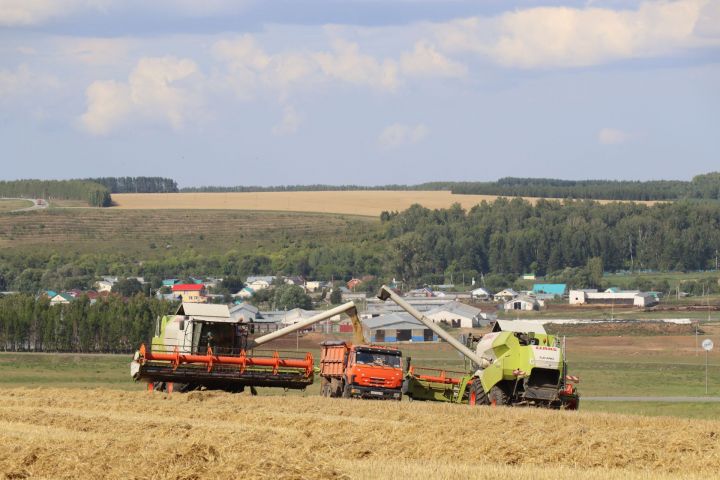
[488,385,509,406]
[468,379,489,406]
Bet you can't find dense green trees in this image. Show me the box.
[0,294,171,352]
[449,174,720,201]
[87,177,178,193]
[273,285,312,310]
[0,180,111,207]
[386,199,720,280]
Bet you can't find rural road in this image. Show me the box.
[4,197,48,212]
[583,396,720,402]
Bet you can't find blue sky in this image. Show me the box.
[1,0,718,187]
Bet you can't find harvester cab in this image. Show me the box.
[131,301,362,393]
[377,285,579,409]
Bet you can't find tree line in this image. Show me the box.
[449,173,720,201]
[0,294,171,353]
[87,177,178,193]
[0,180,111,207]
[178,172,720,201]
[180,182,454,193]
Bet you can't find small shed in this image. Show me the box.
[471,287,492,300]
[503,295,540,311]
[229,303,259,322]
[425,301,485,328]
[494,288,518,301]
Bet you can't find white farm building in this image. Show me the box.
[569,289,658,308]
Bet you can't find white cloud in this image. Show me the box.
[212,35,465,98]
[0,64,59,99]
[435,0,719,68]
[81,56,201,135]
[598,127,631,145]
[272,105,301,135]
[399,41,467,78]
[313,39,400,91]
[379,123,429,148]
[0,0,108,27]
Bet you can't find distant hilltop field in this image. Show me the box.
[110,191,660,216]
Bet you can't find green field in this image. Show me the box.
[3,336,718,419]
[0,199,33,212]
[0,208,375,256]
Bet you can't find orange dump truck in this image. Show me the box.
[319,341,403,400]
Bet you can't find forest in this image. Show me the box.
[0,180,111,207]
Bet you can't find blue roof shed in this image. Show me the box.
[532,283,567,296]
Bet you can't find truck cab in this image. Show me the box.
[320,341,403,400]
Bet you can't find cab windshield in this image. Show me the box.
[355,351,401,368]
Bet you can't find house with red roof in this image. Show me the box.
[172,283,207,303]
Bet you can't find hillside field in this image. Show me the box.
[0,209,374,256]
[111,191,659,216]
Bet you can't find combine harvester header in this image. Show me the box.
[131,301,361,393]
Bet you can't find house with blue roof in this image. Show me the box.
[532,283,567,298]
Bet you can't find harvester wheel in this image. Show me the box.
[488,385,508,406]
[468,379,489,406]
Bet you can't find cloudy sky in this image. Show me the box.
[1,0,718,187]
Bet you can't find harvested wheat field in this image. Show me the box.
[111,192,658,217]
[1,388,718,480]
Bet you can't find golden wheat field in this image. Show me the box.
[110,192,658,217]
[1,388,718,480]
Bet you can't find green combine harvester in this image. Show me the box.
[378,286,580,408]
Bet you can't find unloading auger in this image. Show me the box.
[378,286,579,408]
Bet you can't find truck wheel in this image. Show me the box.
[330,378,342,398]
[488,385,508,406]
[320,378,330,397]
[341,382,352,399]
[468,379,489,406]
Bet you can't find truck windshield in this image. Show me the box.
[355,351,401,368]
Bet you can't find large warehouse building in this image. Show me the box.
[362,313,438,343]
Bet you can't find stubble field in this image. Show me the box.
[1,329,719,479]
[1,388,719,480]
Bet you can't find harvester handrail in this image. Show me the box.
[409,365,467,376]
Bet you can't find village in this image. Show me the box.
[24,273,672,346]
